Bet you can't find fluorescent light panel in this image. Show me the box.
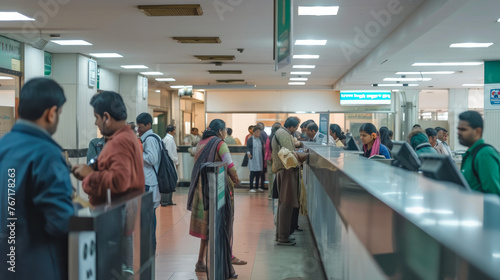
[51,40,92,46]
[374,84,419,87]
[293,55,319,59]
[295,40,327,46]
[396,71,455,75]
[462,84,484,87]
[155,78,176,81]
[121,65,148,69]
[170,85,192,89]
[290,71,311,75]
[89,53,122,58]
[384,78,432,82]
[0,76,13,80]
[290,78,308,81]
[155,90,161,93]
[412,62,483,66]
[140,72,163,75]
[298,6,339,16]
[0,12,34,21]
[449,43,494,48]
[293,65,316,69]
[288,82,305,85]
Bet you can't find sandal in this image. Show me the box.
[195,263,207,272]
[231,257,247,265]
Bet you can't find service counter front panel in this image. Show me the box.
[304,143,500,280]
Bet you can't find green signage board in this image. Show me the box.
[0,36,22,71]
[44,52,52,76]
[275,0,292,71]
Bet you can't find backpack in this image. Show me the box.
[144,134,178,194]
[467,143,500,190]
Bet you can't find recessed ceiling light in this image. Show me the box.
[51,40,92,46]
[298,6,339,16]
[449,43,494,48]
[396,71,455,75]
[170,85,192,89]
[373,84,419,87]
[121,65,148,69]
[155,90,161,93]
[293,65,316,69]
[140,72,163,75]
[383,78,432,82]
[295,40,327,46]
[0,12,34,21]
[156,78,176,81]
[462,84,484,87]
[293,55,319,59]
[288,82,306,85]
[290,78,308,81]
[89,53,123,58]
[412,62,482,66]
[0,76,13,80]
[290,71,311,75]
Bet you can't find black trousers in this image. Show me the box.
[250,171,261,189]
[260,167,267,189]
[290,207,299,234]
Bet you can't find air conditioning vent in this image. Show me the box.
[216,79,245,83]
[172,37,221,44]
[138,5,203,16]
[195,55,235,61]
[209,70,242,74]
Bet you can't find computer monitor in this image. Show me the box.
[391,141,421,171]
[345,136,361,151]
[419,154,471,191]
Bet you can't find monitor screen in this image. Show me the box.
[419,154,471,191]
[345,136,361,151]
[391,141,421,171]
[340,90,392,106]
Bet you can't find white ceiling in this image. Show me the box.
[0,0,498,91]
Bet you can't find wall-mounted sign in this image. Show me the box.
[142,76,148,100]
[44,52,52,77]
[340,91,392,106]
[0,36,21,71]
[490,89,500,105]
[274,0,292,71]
[88,60,97,87]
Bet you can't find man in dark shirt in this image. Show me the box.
[0,78,74,280]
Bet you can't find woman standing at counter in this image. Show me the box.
[359,123,391,159]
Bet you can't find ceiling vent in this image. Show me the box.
[194,55,235,61]
[172,37,221,44]
[209,70,242,74]
[138,5,203,16]
[216,79,245,83]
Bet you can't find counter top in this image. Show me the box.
[305,143,500,279]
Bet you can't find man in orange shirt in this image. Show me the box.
[72,91,145,205]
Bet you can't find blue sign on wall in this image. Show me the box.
[340,91,392,106]
[490,89,500,105]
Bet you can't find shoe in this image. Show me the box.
[275,237,295,241]
[295,228,303,232]
[277,240,296,246]
[249,189,257,193]
[257,188,264,192]
[231,256,247,265]
[195,263,207,272]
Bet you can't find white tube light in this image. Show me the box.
[0,12,35,21]
[155,78,176,81]
[396,71,455,75]
[298,6,339,16]
[288,82,306,85]
[290,71,311,75]
[140,72,163,75]
[383,78,432,82]
[293,55,319,59]
[290,78,308,81]
[89,53,123,58]
[51,40,92,46]
[292,65,316,69]
[294,40,327,46]
[121,65,148,69]
[449,43,494,48]
[412,62,483,66]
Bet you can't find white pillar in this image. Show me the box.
[23,45,44,81]
[119,74,148,123]
[448,89,469,151]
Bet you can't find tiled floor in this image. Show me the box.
[153,188,325,280]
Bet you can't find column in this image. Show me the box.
[23,45,44,81]
[398,89,420,140]
[448,89,468,151]
[483,61,500,149]
[119,74,148,123]
[52,53,98,198]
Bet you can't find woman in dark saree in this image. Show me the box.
[187,119,244,279]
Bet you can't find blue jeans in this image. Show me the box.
[145,185,157,251]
